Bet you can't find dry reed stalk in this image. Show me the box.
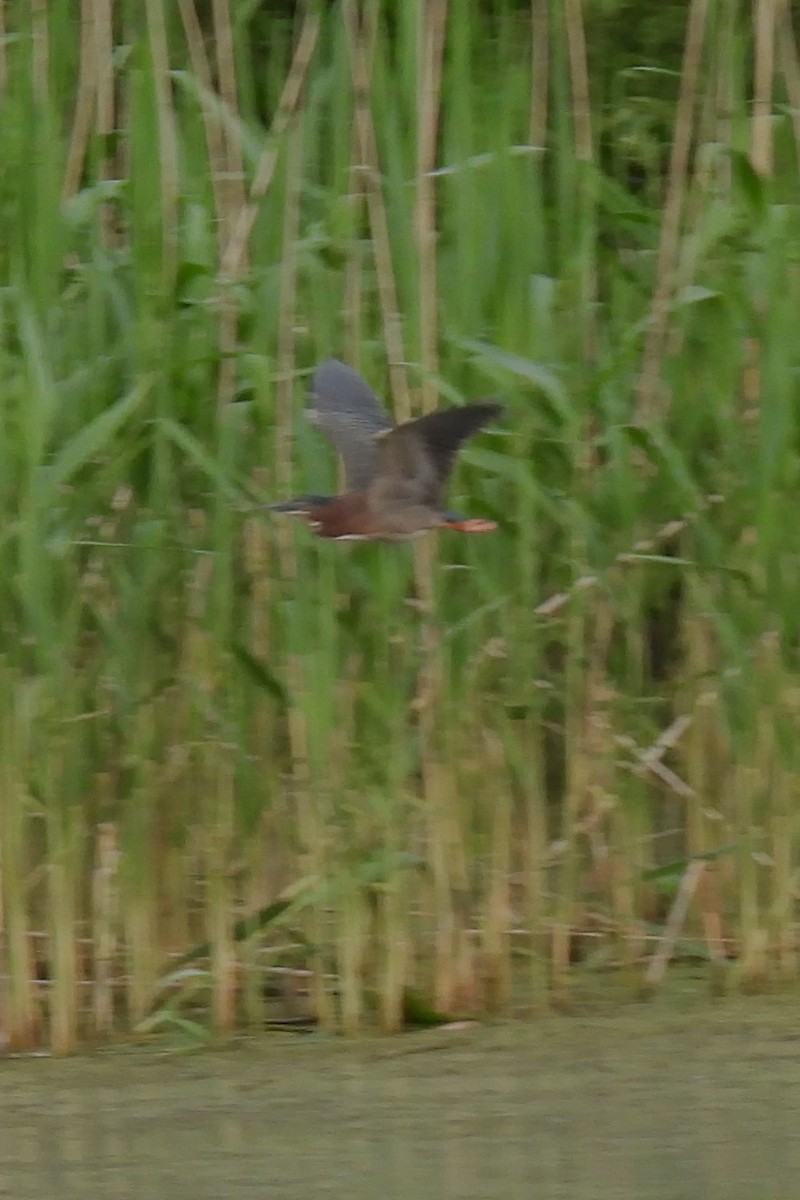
[448,758,479,1012]
[673,601,731,976]
[343,6,376,369]
[203,4,318,416]
[0,674,41,1050]
[181,513,238,1032]
[563,0,597,359]
[125,898,157,1027]
[144,0,180,290]
[243,472,274,717]
[274,115,335,1031]
[751,0,777,177]
[91,817,119,1038]
[607,803,642,970]
[60,0,119,247]
[239,811,271,1030]
[768,762,796,977]
[210,0,245,209]
[576,606,637,964]
[123,773,158,1025]
[62,0,98,203]
[177,0,243,408]
[274,115,303,535]
[529,0,549,147]
[753,631,788,983]
[241,487,281,1021]
[328,686,370,1035]
[680,611,728,945]
[94,0,114,137]
[519,714,549,1013]
[415,0,447,411]
[619,716,694,801]
[178,0,230,249]
[697,866,728,993]
[563,0,592,163]
[736,7,782,983]
[425,756,476,1012]
[377,858,410,1032]
[599,705,646,972]
[412,0,462,1015]
[286,723,334,1030]
[550,750,584,999]
[212,0,247,228]
[342,0,410,415]
[206,746,237,1034]
[46,777,82,1056]
[644,859,706,991]
[481,729,513,1012]
[734,760,767,989]
[714,0,735,190]
[772,686,799,979]
[47,908,79,1056]
[778,0,800,156]
[549,410,602,999]
[420,736,459,1012]
[423,759,457,1011]
[337,884,369,1035]
[739,0,778,433]
[94,0,116,245]
[682,620,716,838]
[663,34,734,363]
[635,0,709,424]
[157,695,196,959]
[220,7,321,281]
[550,610,588,1003]
[210,0,246,409]
[551,595,614,1000]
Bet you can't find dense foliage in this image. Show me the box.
[1,0,799,1051]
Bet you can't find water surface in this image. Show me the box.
[3,989,799,1200]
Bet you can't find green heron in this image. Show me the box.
[266,359,503,542]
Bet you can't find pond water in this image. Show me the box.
[2,988,800,1200]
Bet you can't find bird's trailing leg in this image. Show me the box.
[439,511,498,533]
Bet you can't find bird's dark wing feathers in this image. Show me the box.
[375,402,503,507]
[307,359,394,491]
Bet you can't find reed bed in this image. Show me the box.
[1,0,799,1052]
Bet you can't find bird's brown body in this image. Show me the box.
[266,360,503,541]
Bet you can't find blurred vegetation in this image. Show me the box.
[1,0,799,1053]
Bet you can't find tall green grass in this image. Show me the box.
[1,0,799,1051]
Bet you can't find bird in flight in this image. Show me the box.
[266,359,503,542]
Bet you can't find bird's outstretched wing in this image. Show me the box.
[372,402,503,508]
[307,359,394,491]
